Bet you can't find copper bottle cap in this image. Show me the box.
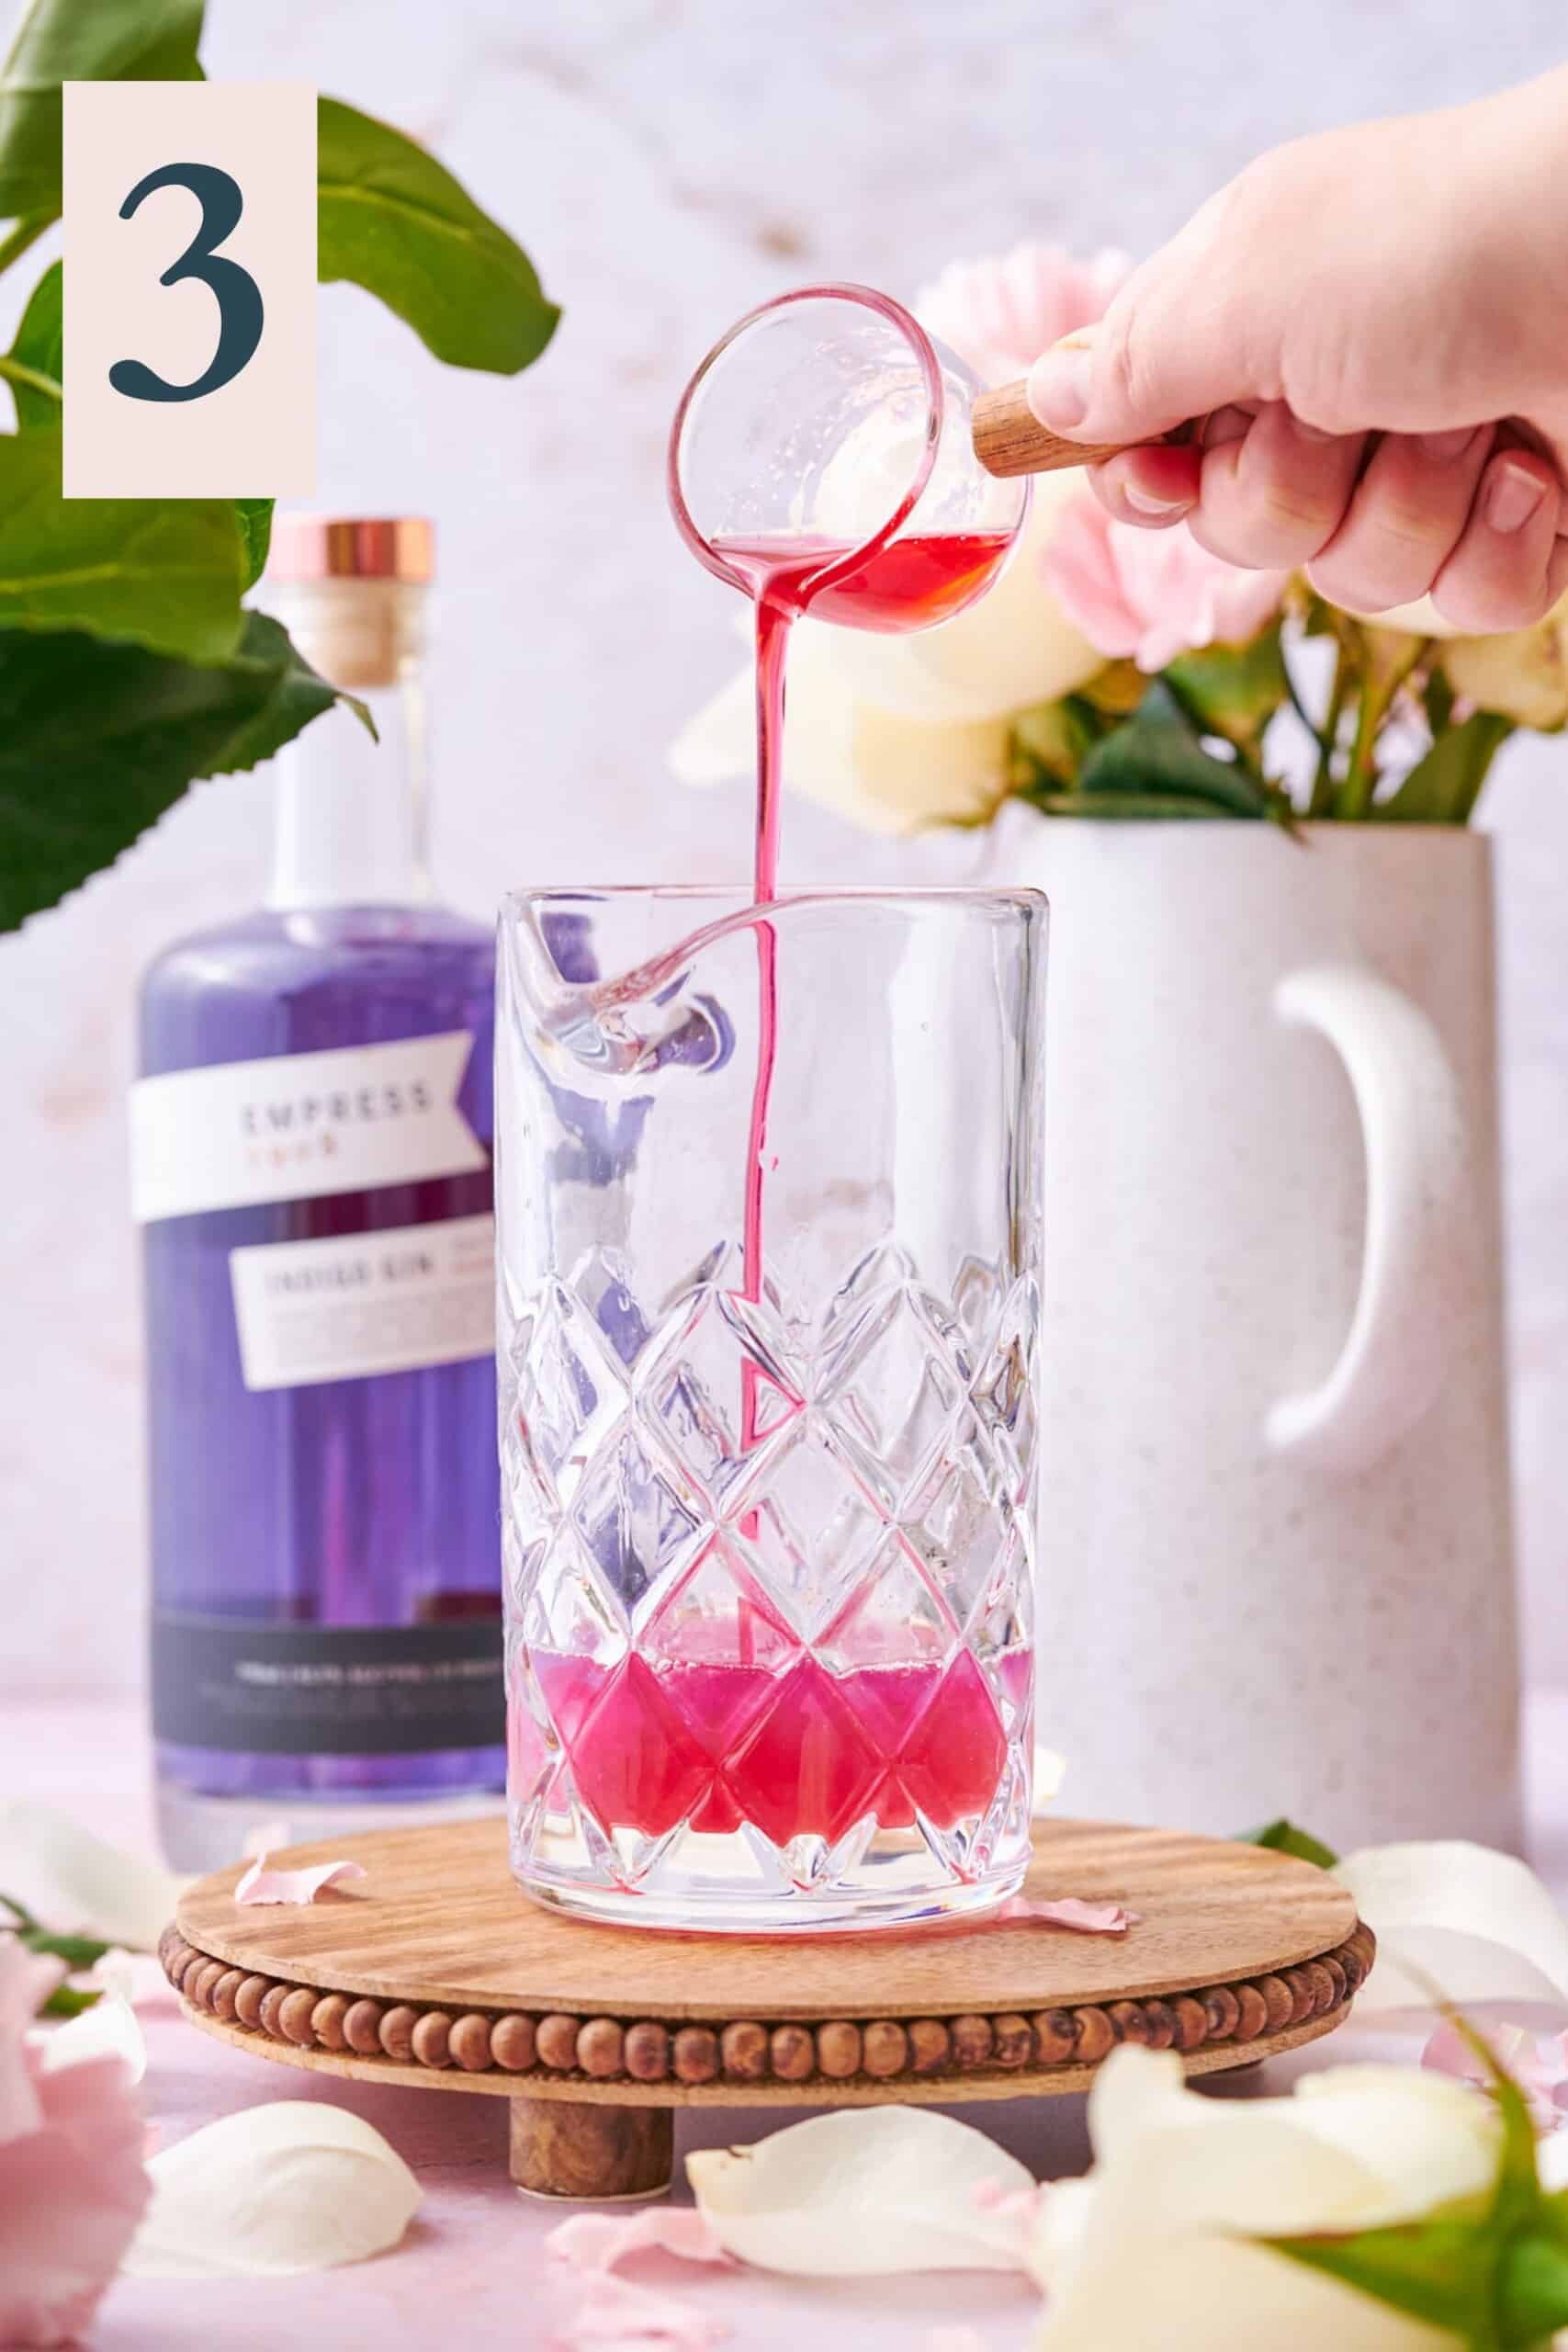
[266,514,435,582]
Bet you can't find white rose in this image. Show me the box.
[1031,2046,1500,2351]
[1349,591,1568,729]
[668,478,1103,837]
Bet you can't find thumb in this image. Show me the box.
[1027,213,1270,447]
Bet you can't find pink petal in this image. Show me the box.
[556,2273,728,2350]
[233,1854,367,1906]
[0,2048,150,2346]
[928,2331,987,2352]
[1039,494,1144,662]
[1423,2017,1568,2132]
[916,242,1129,387]
[547,2211,731,2275]
[995,1894,1140,1935]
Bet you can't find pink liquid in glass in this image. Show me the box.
[530,1648,1017,1842]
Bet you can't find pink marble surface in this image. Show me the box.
[9,1697,1562,2351]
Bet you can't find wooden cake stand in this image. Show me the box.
[163,1816,1373,2199]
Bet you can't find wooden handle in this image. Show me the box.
[972,379,1129,479]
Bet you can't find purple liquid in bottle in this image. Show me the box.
[138,524,505,1867]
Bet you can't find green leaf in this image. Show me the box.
[317,96,558,374]
[0,431,243,661]
[212,610,374,774]
[19,1926,111,1968]
[1380,710,1514,825]
[37,1981,103,2019]
[0,610,368,929]
[1010,696,1098,791]
[1028,787,1235,821]
[1077,681,1286,820]
[0,0,204,223]
[1239,1818,1339,1870]
[4,253,60,426]
[1269,2207,1498,2343]
[235,497,274,593]
[0,1890,39,1932]
[1499,2230,1568,2346]
[1166,624,1289,747]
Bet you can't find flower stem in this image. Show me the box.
[0,353,61,404]
[1309,646,1348,817]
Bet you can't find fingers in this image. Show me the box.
[1188,402,1367,569]
[1090,402,1366,568]
[1430,446,1564,632]
[1308,426,1495,612]
[1089,409,1568,632]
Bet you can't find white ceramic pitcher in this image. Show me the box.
[981,820,1520,1850]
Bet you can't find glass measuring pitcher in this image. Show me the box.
[670,281,1030,628]
[497,887,1045,1932]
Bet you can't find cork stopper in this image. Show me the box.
[265,515,434,690]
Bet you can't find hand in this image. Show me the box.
[1026,73,1568,631]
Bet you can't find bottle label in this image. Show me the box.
[130,1032,489,1224]
[151,1611,503,1756]
[228,1212,494,1390]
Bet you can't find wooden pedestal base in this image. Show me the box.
[511,2099,674,2200]
[163,1816,1372,2199]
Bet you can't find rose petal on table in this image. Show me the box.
[568,2277,727,2348]
[556,2271,728,2349]
[1337,1841,1568,2011]
[993,1895,1140,1935]
[547,2209,731,2274]
[0,1803,185,1951]
[122,2100,420,2277]
[234,1853,367,1906]
[687,2108,1036,2276]
[30,1980,147,2086]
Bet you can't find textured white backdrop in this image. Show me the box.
[3,0,1565,1695]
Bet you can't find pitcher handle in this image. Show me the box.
[1264,961,1475,1473]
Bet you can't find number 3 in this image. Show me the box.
[110,162,265,404]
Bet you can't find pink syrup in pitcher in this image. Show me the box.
[523,524,1022,1851]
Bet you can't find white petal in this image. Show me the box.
[1035,2050,1483,2350]
[1032,1747,1067,1810]
[0,1804,184,1953]
[1337,1841,1568,2010]
[686,2108,1034,2276]
[123,2102,420,2278]
[31,1985,147,2086]
[668,640,1012,837]
[1287,2066,1498,2218]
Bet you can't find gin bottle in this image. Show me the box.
[135,517,502,1869]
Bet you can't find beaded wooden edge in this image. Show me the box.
[161,1918,1373,2198]
[164,1816,1372,2199]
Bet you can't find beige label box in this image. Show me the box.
[63,80,315,499]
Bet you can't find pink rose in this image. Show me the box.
[1041,491,1289,673]
[0,1939,150,2347]
[915,243,1129,388]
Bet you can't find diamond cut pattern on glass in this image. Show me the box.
[501,1241,1036,1898]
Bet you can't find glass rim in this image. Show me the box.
[666,280,946,605]
[500,882,1047,915]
